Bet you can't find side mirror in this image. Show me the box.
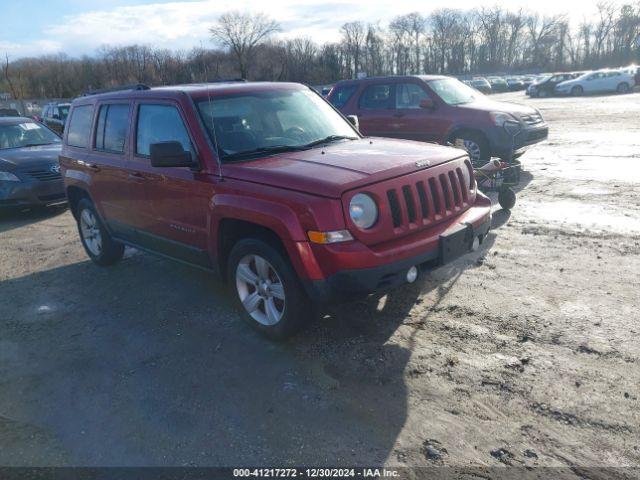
[150,141,195,168]
[419,98,435,110]
[346,115,359,131]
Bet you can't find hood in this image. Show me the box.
[0,144,62,171]
[222,138,467,198]
[459,97,538,116]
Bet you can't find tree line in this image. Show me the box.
[2,3,639,99]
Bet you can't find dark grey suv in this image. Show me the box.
[41,103,71,135]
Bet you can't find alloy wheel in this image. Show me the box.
[80,208,102,256]
[235,254,286,326]
[459,138,482,163]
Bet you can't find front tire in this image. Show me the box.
[617,82,630,94]
[228,238,311,339]
[571,85,583,96]
[451,132,490,167]
[76,198,124,266]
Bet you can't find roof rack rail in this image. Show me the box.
[206,78,247,83]
[83,83,150,96]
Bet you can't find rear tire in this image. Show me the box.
[571,85,583,96]
[76,198,124,266]
[227,238,311,340]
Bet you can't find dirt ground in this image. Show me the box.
[1,91,639,476]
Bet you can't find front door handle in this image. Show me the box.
[128,172,146,182]
[393,113,405,118]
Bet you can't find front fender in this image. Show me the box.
[209,193,325,279]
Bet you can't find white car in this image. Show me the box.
[555,69,636,96]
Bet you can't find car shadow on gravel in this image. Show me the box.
[0,205,68,234]
[0,239,489,466]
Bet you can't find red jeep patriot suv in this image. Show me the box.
[60,82,492,338]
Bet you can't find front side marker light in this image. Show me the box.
[308,230,354,244]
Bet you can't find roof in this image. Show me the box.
[334,74,448,85]
[73,81,307,104]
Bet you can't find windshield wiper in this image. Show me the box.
[222,144,308,161]
[302,135,357,148]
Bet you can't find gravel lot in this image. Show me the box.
[1,91,639,475]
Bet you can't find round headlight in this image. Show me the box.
[349,193,378,229]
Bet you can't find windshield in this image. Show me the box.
[0,121,61,149]
[197,89,358,160]
[427,78,480,105]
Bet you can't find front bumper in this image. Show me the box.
[302,198,492,304]
[0,178,66,209]
[486,124,549,159]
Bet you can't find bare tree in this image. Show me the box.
[593,2,618,61]
[210,11,280,78]
[527,14,564,68]
[340,21,367,78]
[3,54,20,99]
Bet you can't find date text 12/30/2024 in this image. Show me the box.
[233,468,400,478]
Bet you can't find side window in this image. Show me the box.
[42,107,49,118]
[359,84,392,109]
[136,104,191,157]
[395,83,429,109]
[66,105,94,148]
[95,104,129,153]
[329,85,358,108]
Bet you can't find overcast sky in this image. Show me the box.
[0,0,623,58]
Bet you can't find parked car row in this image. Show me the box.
[527,66,638,97]
[554,68,637,96]
[462,75,538,94]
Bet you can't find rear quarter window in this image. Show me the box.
[66,105,94,148]
[95,104,130,153]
